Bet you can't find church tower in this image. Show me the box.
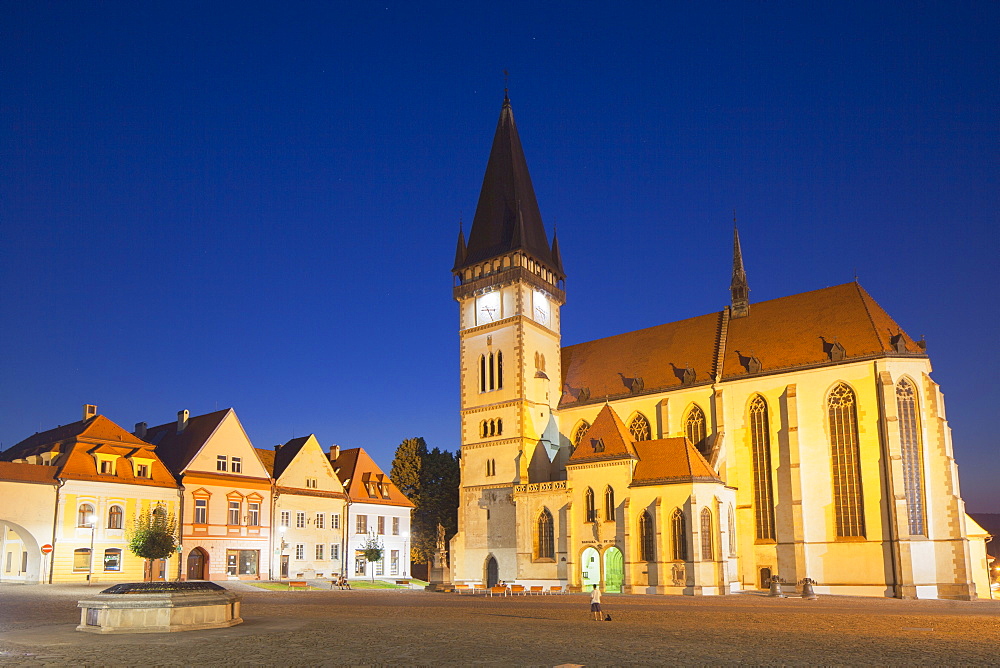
[450,93,566,584]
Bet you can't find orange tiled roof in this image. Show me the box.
[631,438,721,485]
[332,447,415,508]
[0,460,59,484]
[561,282,921,405]
[568,404,637,464]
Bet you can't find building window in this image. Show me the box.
[331,544,339,560]
[294,511,305,529]
[248,502,260,527]
[828,383,866,538]
[671,508,687,561]
[375,557,384,576]
[585,488,596,523]
[629,413,651,441]
[227,550,258,575]
[332,514,340,530]
[194,499,208,524]
[486,458,496,476]
[604,486,615,522]
[315,544,324,560]
[78,503,95,527]
[378,516,385,535]
[135,463,149,478]
[108,505,123,530]
[480,351,504,392]
[639,511,655,561]
[392,517,400,535]
[896,379,926,536]
[231,457,242,474]
[536,508,554,560]
[306,477,318,488]
[315,513,325,529]
[479,355,487,393]
[390,550,399,575]
[295,544,305,560]
[103,548,122,572]
[573,421,590,447]
[280,510,290,528]
[685,405,708,457]
[749,395,776,541]
[228,500,241,526]
[100,459,113,474]
[356,515,367,534]
[216,455,227,472]
[355,552,367,575]
[700,508,714,561]
[73,548,91,571]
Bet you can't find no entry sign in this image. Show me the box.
[40,544,53,554]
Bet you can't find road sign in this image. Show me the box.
[40,544,53,554]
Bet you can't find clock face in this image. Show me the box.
[476,292,501,325]
[533,290,550,326]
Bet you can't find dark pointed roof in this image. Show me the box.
[454,224,467,269]
[731,225,749,314]
[455,94,561,277]
[550,230,564,276]
[568,404,637,464]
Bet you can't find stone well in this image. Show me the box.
[77,582,242,634]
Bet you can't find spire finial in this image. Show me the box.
[503,69,510,103]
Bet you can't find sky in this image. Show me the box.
[2,2,997,511]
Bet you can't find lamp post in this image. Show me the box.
[278,525,288,580]
[86,513,97,584]
[402,531,409,578]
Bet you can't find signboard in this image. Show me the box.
[40,544,53,554]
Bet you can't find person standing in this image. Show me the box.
[590,585,602,621]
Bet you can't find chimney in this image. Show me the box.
[134,422,148,439]
[83,404,98,421]
[329,444,340,462]
[274,444,281,452]
[177,410,190,433]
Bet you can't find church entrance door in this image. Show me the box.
[604,547,623,593]
[581,547,600,590]
[485,556,498,587]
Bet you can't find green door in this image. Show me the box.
[604,547,624,593]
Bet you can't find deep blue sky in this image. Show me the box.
[2,3,997,511]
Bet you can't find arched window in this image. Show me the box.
[828,383,866,538]
[108,505,123,530]
[749,395,775,541]
[572,421,590,447]
[489,420,496,437]
[497,351,503,389]
[536,509,554,559]
[628,413,651,441]
[486,459,495,477]
[488,353,495,390]
[585,488,596,523]
[479,355,487,393]
[496,418,503,435]
[78,503,95,527]
[604,486,615,522]
[480,421,487,438]
[152,505,166,521]
[639,511,655,561]
[896,379,926,536]
[671,508,687,561]
[685,405,708,456]
[700,508,714,561]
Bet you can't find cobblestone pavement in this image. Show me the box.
[0,582,997,666]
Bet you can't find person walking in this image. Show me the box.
[590,585,602,621]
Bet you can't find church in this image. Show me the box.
[447,93,986,599]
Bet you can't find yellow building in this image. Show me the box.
[0,405,180,583]
[448,94,981,599]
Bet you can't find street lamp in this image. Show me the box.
[402,531,409,578]
[87,513,97,584]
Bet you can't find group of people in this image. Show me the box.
[334,575,351,589]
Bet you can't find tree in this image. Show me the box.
[360,531,384,582]
[390,438,459,565]
[127,506,178,581]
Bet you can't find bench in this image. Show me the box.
[548,585,565,594]
[509,584,526,595]
[288,580,309,590]
[528,586,544,595]
[488,585,508,597]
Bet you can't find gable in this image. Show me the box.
[275,436,346,494]
[185,411,269,479]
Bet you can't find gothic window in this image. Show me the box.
[700,508,714,561]
[489,420,495,437]
[486,459,496,477]
[685,405,708,456]
[497,418,503,435]
[585,488,596,523]
[497,351,503,389]
[479,355,486,393]
[629,413,651,441]
[572,421,590,447]
[78,503,95,527]
[536,508,554,560]
[828,383,866,538]
[671,508,687,561]
[896,379,926,536]
[749,395,776,541]
[489,353,495,390]
[604,486,615,522]
[480,352,504,392]
[107,505,123,530]
[639,511,655,561]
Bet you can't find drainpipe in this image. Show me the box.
[269,488,279,581]
[49,478,65,584]
[176,484,185,582]
[343,496,351,579]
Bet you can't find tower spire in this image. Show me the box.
[730,215,749,318]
